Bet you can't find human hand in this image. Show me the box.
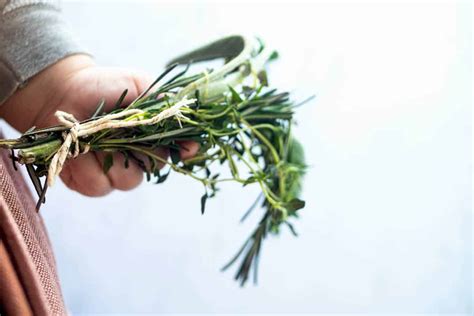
[0,54,199,196]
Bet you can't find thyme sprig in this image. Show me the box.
[0,35,308,285]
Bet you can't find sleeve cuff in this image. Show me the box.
[0,3,88,105]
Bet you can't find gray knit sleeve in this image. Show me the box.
[0,0,86,105]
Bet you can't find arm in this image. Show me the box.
[0,1,198,196]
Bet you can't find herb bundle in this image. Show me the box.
[0,35,308,285]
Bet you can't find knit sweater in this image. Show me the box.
[0,0,84,105]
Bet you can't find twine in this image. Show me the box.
[47,97,196,186]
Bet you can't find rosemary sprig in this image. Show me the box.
[0,35,308,285]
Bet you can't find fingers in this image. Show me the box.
[128,70,155,96]
[96,152,144,191]
[37,65,200,197]
[133,147,170,172]
[59,142,198,197]
[59,153,113,197]
[177,141,200,160]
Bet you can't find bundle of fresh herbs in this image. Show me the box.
[0,35,308,285]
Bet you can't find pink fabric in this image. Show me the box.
[0,135,67,315]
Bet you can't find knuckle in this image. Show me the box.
[109,167,143,191]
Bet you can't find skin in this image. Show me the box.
[0,54,199,196]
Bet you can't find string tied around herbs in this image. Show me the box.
[46,97,196,187]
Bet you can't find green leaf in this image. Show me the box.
[242,86,255,98]
[287,138,306,167]
[147,156,157,172]
[91,99,105,118]
[257,70,268,86]
[228,86,242,103]
[200,193,208,214]
[227,152,239,178]
[182,163,194,172]
[120,151,130,168]
[240,193,263,222]
[242,176,256,186]
[156,169,170,184]
[285,222,298,236]
[114,89,128,108]
[170,147,180,164]
[103,153,114,174]
[285,198,305,212]
[145,170,151,182]
[256,37,265,54]
[268,50,279,62]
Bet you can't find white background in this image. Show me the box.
[1,0,471,314]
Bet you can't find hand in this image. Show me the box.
[0,54,199,196]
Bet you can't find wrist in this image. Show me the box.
[0,54,95,132]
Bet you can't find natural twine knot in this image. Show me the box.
[46,97,196,187]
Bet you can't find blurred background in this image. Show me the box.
[1,0,471,314]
